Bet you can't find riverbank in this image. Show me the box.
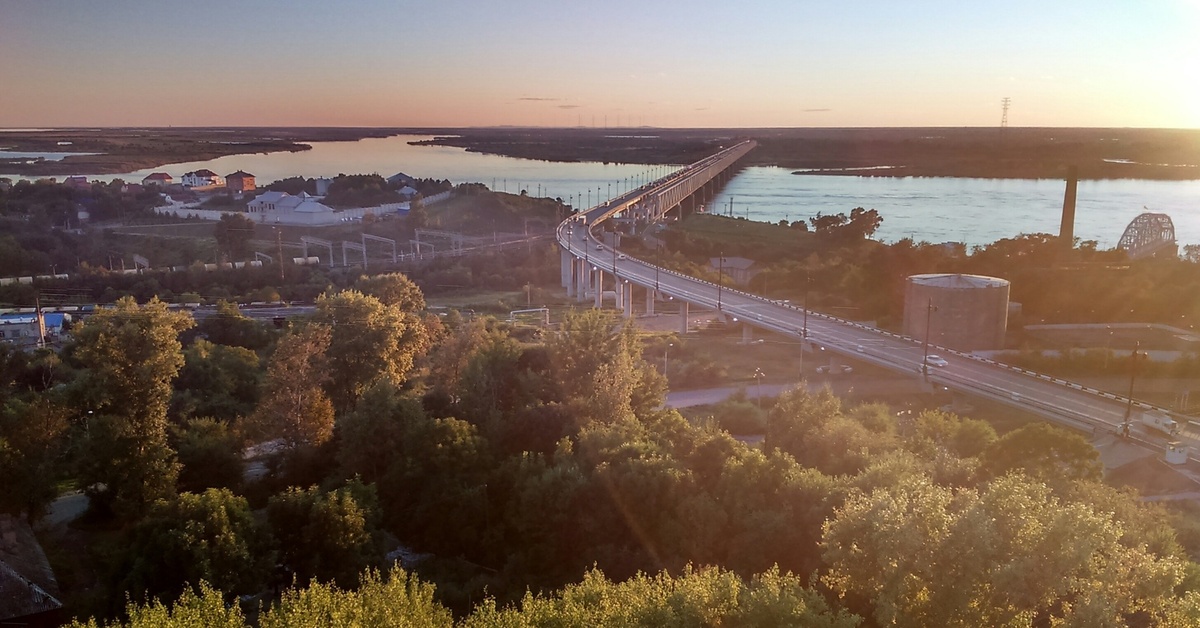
[0,127,433,176]
[417,126,1200,181]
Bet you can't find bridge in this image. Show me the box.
[557,143,1195,458]
[1118,212,1176,259]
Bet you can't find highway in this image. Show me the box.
[557,142,1195,456]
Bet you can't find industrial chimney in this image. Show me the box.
[1060,165,1078,247]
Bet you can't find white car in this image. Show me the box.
[617,254,626,259]
[924,355,949,368]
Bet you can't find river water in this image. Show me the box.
[11,134,1198,248]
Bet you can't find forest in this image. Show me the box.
[5,269,1200,627]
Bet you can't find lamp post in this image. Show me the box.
[607,182,611,201]
[754,368,765,409]
[1123,341,1142,433]
[921,297,938,379]
[717,251,725,310]
[663,342,674,376]
[802,272,810,339]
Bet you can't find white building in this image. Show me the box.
[181,169,223,188]
[246,191,338,224]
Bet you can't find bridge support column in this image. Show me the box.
[679,302,689,334]
[594,271,603,308]
[623,283,633,318]
[742,324,752,344]
[645,288,655,315]
[561,249,574,296]
[577,260,591,302]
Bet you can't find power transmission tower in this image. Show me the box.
[1001,97,1011,128]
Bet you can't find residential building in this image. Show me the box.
[387,172,416,188]
[226,170,256,193]
[64,176,90,190]
[181,169,222,188]
[141,172,173,187]
[397,185,420,199]
[0,312,71,348]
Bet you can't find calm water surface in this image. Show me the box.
[13,134,1198,248]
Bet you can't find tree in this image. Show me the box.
[407,197,428,230]
[354,272,425,312]
[426,318,490,397]
[267,482,383,588]
[821,473,1189,627]
[67,583,246,628]
[194,301,274,350]
[213,213,255,261]
[170,418,244,493]
[463,565,860,627]
[545,309,664,420]
[312,290,427,410]
[72,296,193,515]
[981,422,1103,485]
[250,325,335,452]
[119,489,270,604]
[172,338,261,422]
[0,398,70,521]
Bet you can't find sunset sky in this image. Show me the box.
[2,0,1197,128]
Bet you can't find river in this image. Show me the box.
[18,134,1198,248]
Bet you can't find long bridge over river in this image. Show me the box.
[557,141,1195,459]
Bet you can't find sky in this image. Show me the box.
[1,0,1197,128]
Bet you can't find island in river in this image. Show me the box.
[3,126,1199,181]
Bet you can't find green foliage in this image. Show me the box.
[324,174,401,209]
[193,301,275,351]
[67,582,245,628]
[267,482,383,588]
[250,324,335,451]
[981,422,1103,485]
[0,398,70,520]
[72,296,193,515]
[172,338,261,422]
[822,473,1191,627]
[119,489,270,604]
[354,272,426,312]
[213,213,255,261]
[464,565,860,627]
[313,290,427,410]
[260,568,452,628]
[170,418,244,493]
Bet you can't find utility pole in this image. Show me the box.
[275,228,285,281]
[1122,341,1142,434]
[717,252,725,310]
[1001,97,1011,128]
[922,297,938,379]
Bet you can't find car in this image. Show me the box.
[856,344,865,353]
[595,244,604,250]
[924,354,949,368]
[816,364,853,375]
[617,254,626,259]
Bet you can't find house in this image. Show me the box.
[0,514,63,625]
[181,169,222,188]
[246,191,333,219]
[64,176,90,190]
[0,312,71,349]
[397,185,420,199]
[226,171,256,193]
[387,172,416,188]
[141,172,173,187]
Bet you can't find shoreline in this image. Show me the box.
[3,126,1199,182]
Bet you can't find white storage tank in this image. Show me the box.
[903,273,1010,351]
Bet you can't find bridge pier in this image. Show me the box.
[645,288,655,315]
[742,324,753,344]
[561,249,574,297]
[577,261,590,303]
[594,270,603,308]
[679,302,689,334]
[623,282,633,318]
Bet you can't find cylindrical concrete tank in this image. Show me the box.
[902,274,1010,351]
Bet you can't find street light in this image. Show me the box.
[802,272,810,339]
[1122,341,1142,434]
[663,342,674,376]
[717,251,725,310]
[753,368,765,409]
[921,297,938,378]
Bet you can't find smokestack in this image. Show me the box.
[1060,165,1078,247]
